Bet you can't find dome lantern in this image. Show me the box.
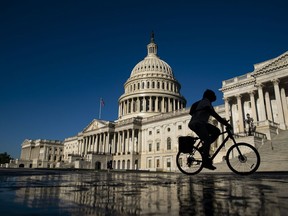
[147,31,157,57]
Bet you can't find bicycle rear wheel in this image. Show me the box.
[176,147,203,175]
[226,142,260,175]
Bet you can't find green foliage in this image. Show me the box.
[0,152,12,164]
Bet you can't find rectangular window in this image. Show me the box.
[167,138,171,150]
[167,159,171,168]
[156,159,160,168]
[149,143,152,152]
[178,125,182,130]
[148,159,152,168]
[156,143,160,151]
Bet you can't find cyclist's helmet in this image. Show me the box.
[203,89,216,102]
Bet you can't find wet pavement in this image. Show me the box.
[0,169,287,216]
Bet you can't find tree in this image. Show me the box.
[0,152,12,164]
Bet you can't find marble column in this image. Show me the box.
[281,88,288,128]
[116,132,120,153]
[137,97,140,112]
[265,91,273,121]
[106,132,110,153]
[236,94,244,133]
[161,97,165,112]
[173,99,176,111]
[155,97,159,112]
[143,97,147,112]
[149,97,152,112]
[273,79,285,129]
[131,129,135,153]
[249,91,258,122]
[168,98,172,112]
[122,131,126,153]
[224,97,230,121]
[256,83,267,121]
[130,99,133,113]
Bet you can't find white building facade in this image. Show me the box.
[15,139,63,168]
[221,51,288,139]
[17,34,288,171]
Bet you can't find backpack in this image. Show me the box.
[189,100,200,116]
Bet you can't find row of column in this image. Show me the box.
[119,96,184,117]
[224,79,288,132]
[127,80,179,94]
[78,129,140,156]
[78,132,110,156]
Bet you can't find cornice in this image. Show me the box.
[221,79,255,92]
[252,52,288,77]
[142,109,189,125]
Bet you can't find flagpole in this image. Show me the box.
[99,98,102,119]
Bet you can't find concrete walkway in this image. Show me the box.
[0,169,287,216]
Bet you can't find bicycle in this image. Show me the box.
[176,126,261,175]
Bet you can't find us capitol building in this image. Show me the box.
[11,34,288,171]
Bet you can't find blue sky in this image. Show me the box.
[1,0,287,158]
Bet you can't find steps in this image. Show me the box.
[257,130,288,172]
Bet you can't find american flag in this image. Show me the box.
[100,98,105,107]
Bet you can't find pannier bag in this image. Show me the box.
[178,136,197,153]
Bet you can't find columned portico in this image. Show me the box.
[221,51,288,133]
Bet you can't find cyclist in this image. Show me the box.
[188,89,231,170]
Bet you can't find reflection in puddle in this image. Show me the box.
[0,171,287,215]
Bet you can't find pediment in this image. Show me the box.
[253,51,288,75]
[83,119,107,132]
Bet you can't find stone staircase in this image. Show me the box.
[257,129,288,172]
[203,130,288,173]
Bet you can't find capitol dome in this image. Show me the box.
[118,33,186,120]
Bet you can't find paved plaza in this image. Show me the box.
[0,168,287,216]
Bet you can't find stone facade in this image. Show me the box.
[14,139,64,168]
[221,51,288,139]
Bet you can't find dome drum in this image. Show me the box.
[118,95,186,120]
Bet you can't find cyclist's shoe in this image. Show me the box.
[202,158,216,170]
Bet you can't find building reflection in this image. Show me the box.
[11,173,286,215]
[176,175,284,216]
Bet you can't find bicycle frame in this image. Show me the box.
[201,127,238,161]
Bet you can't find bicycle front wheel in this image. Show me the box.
[226,142,260,175]
[176,147,203,175]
